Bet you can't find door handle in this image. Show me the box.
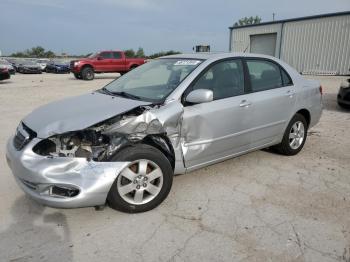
[286,90,296,97]
[239,100,252,107]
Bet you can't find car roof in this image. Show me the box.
[161,52,279,61]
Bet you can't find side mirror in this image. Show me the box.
[186,89,213,104]
[97,57,103,60]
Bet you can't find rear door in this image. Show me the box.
[112,52,126,72]
[243,58,296,147]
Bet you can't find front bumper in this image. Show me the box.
[6,137,129,208]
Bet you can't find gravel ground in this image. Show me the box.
[0,73,349,262]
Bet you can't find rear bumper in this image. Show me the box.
[337,86,350,105]
[6,137,129,208]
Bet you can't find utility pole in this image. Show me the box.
[272,13,276,21]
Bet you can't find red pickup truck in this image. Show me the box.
[70,50,146,80]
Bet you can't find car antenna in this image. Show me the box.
[243,44,249,53]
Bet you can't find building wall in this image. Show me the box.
[281,15,350,75]
[231,23,282,57]
[230,14,350,75]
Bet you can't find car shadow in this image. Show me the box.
[0,80,12,85]
[0,196,73,261]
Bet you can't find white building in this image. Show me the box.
[229,11,350,75]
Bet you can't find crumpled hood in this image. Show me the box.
[23,92,150,138]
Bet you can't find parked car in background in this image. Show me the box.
[45,60,70,73]
[36,59,50,71]
[6,53,323,213]
[6,59,20,72]
[338,78,350,109]
[0,59,16,74]
[0,66,11,80]
[70,50,146,80]
[17,60,42,74]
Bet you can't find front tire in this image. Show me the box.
[74,73,82,79]
[107,144,173,213]
[81,67,94,80]
[274,113,308,156]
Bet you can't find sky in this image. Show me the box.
[1,0,349,56]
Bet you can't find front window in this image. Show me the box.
[103,58,203,102]
[100,52,113,59]
[191,59,245,100]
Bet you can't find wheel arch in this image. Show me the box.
[129,64,138,70]
[296,109,311,128]
[142,135,175,170]
[81,64,94,72]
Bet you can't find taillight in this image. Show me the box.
[319,86,323,96]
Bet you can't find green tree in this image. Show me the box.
[29,46,46,57]
[234,16,262,26]
[10,51,27,57]
[135,47,145,58]
[44,50,56,58]
[10,46,56,58]
[124,49,136,58]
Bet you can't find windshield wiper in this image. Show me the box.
[99,87,115,96]
[99,88,142,100]
[111,91,142,100]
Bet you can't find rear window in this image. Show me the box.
[113,52,122,59]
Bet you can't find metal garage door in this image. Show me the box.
[250,33,277,56]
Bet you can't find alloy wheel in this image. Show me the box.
[117,159,163,205]
[289,121,305,150]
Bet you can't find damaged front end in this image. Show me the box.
[6,101,185,208]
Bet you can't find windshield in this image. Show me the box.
[103,58,203,102]
[88,53,98,58]
[22,60,37,65]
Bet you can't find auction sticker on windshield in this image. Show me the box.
[174,60,201,66]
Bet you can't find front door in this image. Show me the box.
[181,59,252,170]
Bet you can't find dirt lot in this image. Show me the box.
[0,73,349,262]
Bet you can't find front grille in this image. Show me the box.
[70,61,75,69]
[13,123,37,150]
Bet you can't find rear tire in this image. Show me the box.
[273,113,308,156]
[107,144,173,213]
[81,67,94,80]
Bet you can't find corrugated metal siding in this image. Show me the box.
[231,24,282,56]
[230,14,350,75]
[281,15,350,75]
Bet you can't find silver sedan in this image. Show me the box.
[6,53,322,212]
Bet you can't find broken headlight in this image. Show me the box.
[33,130,109,160]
